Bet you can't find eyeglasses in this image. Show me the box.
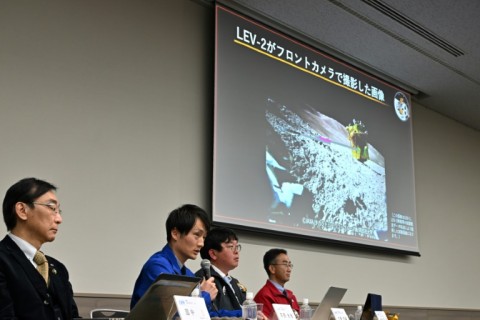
[33,202,62,215]
[224,244,242,252]
[271,262,294,269]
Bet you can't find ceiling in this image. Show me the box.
[222,0,480,131]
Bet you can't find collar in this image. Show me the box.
[211,264,228,278]
[8,233,38,267]
[166,244,184,269]
[164,244,185,274]
[268,279,285,294]
[174,255,184,270]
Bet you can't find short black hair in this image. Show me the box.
[200,227,238,260]
[166,204,211,242]
[2,177,57,231]
[263,248,287,276]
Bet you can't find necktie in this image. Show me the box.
[181,266,187,275]
[224,275,241,305]
[224,275,234,292]
[33,251,49,285]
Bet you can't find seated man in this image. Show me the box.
[254,248,300,319]
[130,204,217,311]
[195,227,246,316]
[0,177,79,320]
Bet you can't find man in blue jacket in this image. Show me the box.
[130,204,218,311]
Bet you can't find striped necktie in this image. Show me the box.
[33,251,49,285]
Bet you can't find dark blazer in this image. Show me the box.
[195,266,247,311]
[0,235,79,320]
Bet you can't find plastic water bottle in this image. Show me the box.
[299,298,313,320]
[242,292,257,320]
[354,305,363,320]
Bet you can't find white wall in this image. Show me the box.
[1,0,479,309]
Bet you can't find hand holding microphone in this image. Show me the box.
[200,259,218,301]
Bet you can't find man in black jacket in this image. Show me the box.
[0,177,79,319]
[195,227,246,313]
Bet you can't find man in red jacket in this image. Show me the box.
[254,248,300,318]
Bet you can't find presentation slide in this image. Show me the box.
[213,5,418,254]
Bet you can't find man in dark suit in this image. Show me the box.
[195,227,246,315]
[195,227,267,319]
[0,177,79,319]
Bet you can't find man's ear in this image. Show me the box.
[171,228,180,241]
[15,202,29,221]
[268,264,276,275]
[209,248,218,261]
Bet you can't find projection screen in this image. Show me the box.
[213,4,418,255]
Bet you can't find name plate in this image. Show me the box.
[173,295,210,320]
[375,311,388,320]
[272,303,296,320]
[331,307,349,320]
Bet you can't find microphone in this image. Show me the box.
[201,259,211,279]
[200,259,218,312]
